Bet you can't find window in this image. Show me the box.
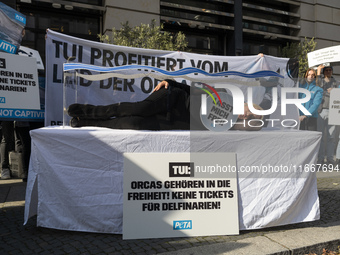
[17,0,102,68]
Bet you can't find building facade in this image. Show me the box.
[6,0,340,75]
[102,0,302,56]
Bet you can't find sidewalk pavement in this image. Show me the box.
[1,172,340,255]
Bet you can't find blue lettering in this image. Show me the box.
[173,220,192,230]
[0,40,17,54]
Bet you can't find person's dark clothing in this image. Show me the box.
[70,79,192,130]
[298,79,323,131]
[15,125,31,175]
[1,121,15,170]
[316,75,339,111]
[299,117,317,131]
[316,76,339,112]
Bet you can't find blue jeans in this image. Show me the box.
[336,134,340,160]
[317,109,337,162]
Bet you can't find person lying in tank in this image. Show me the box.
[67,80,263,131]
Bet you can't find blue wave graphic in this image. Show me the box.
[63,63,284,78]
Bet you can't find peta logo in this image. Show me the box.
[169,162,193,177]
[15,14,26,24]
[173,220,192,230]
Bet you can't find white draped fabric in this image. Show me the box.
[24,127,321,233]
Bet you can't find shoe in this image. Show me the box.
[70,117,81,127]
[70,118,99,128]
[317,158,325,164]
[1,168,11,180]
[67,103,94,118]
[21,172,28,182]
[327,159,337,166]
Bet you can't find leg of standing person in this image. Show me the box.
[318,109,337,164]
[308,118,318,131]
[1,121,15,180]
[0,126,1,164]
[336,131,340,165]
[300,117,317,131]
[300,118,316,131]
[317,109,327,163]
[15,122,31,181]
[299,118,306,130]
[326,123,336,164]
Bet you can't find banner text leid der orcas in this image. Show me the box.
[169,162,194,177]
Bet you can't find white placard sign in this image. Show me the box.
[308,45,340,67]
[18,46,45,70]
[123,153,239,240]
[0,52,40,120]
[329,88,340,125]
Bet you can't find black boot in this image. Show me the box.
[68,104,95,118]
[70,117,81,127]
[70,117,97,127]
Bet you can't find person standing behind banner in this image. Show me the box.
[14,121,31,182]
[336,136,340,166]
[298,68,323,131]
[0,121,15,180]
[316,65,339,164]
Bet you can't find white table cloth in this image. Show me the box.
[24,126,321,233]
